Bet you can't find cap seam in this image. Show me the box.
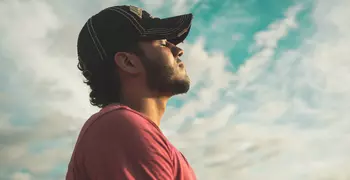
[89,18,107,58]
[108,7,145,34]
[87,18,105,61]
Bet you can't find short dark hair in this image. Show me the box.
[77,42,143,108]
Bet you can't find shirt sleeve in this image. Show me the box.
[78,109,174,180]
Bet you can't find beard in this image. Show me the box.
[139,55,190,96]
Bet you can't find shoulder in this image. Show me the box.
[72,108,177,180]
[77,105,164,146]
[83,105,153,137]
[77,105,172,158]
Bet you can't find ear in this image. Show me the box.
[114,52,142,74]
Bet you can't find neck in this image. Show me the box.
[119,91,169,126]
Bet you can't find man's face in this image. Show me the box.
[137,39,190,96]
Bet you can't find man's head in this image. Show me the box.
[77,5,193,108]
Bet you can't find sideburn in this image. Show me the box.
[138,54,174,92]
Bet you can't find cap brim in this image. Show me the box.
[141,13,193,45]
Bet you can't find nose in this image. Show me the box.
[171,44,184,58]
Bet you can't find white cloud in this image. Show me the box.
[140,0,165,11]
[12,172,31,180]
[171,0,199,14]
[164,1,350,179]
[0,0,98,179]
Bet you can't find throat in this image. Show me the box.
[120,96,168,126]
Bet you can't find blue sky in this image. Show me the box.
[1,0,350,179]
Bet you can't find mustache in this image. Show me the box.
[176,58,182,63]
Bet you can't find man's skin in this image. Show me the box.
[115,39,189,126]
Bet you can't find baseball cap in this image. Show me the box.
[77,5,193,62]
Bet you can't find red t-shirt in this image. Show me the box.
[66,104,196,180]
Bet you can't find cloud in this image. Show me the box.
[139,0,165,11]
[12,172,31,180]
[170,0,199,14]
[164,1,350,179]
[161,5,305,179]
[0,0,98,179]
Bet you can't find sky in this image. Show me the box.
[1,0,350,179]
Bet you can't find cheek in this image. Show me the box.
[144,47,176,69]
[163,49,177,67]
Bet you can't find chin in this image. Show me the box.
[158,78,190,96]
[171,78,191,95]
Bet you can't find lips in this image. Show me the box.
[178,61,185,69]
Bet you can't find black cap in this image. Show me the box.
[77,5,193,62]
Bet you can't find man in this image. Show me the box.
[66,5,196,180]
